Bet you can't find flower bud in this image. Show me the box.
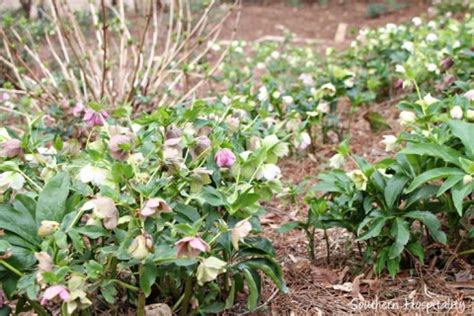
[466,109,474,121]
[37,220,60,237]
[450,106,463,120]
[128,234,154,260]
[440,57,454,70]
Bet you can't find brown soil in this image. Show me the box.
[224,0,430,46]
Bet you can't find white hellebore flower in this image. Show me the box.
[78,165,110,187]
[422,93,439,106]
[463,89,474,101]
[320,83,336,96]
[412,17,422,26]
[296,132,312,152]
[346,170,368,191]
[0,171,25,193]
[426,33,438,42]
[256,164,281,181]
[381,135,397,152]
[395,64,406,74]
[299,73,314,86]
[257,86,269,102]
[221,95,231,105]
[231,219,252,250]
[270,51,280,59]
[402,41,414,53]
[317,102,330,114]
[399,111,416,126]
[272,91,281,99]
[282,96,294,104]
[427,63,438,73]
[329,153,345,169]
[450,106,463,120]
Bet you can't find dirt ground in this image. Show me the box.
[224,0,429,44]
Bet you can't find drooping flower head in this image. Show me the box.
[40,285,70,305]
[108,134,133,160]
[140,198,171,217]
[214,148,236,168]
[0,139,22,158]
[83,109,109,127]
[175,237,210,258]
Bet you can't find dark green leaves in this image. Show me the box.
[36,171,71,223]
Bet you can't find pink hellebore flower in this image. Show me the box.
[40,285,70,305]
[83,109,109,127]
[108,134,132,160]
[214,148,236,168]
[1,93,9,102]
[72,102,84,117]
[175,237,210,258]
[140,198,172,217]
[0,139,22,158]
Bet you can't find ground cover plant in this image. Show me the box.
[0,0,473,314]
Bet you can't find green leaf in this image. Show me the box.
[276,222,302,233]
[448,120,474,159]
[374,248,388,275]
[0,204,38,246]
[74,226,109,239]
[224,280,236,310]
[405,168,464,193]
[400,143,462,167]
[356,217,387,241]
[459,157,474,174]
[451,182,472,216]
[406,242,425,263]
[140,260,158,297]
[242,269,259,311]
[387,256,400,278]
[404,211,447,243]
[384,174,409,208]
[388,218,409,259]
[242,258,287,293]
[36,171,70,223]
[436,175,463,197]
[200,186,227,207]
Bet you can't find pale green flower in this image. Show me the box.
[196,256,227,286]
[347,170,368,191]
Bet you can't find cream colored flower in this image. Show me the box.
[196,256,227,286]
[231,220,252,250]
[347,170,368,191]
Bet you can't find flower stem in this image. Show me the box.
[0,259,23,276]
[179,277,194,316]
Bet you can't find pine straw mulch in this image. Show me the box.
[232,99,474,315]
